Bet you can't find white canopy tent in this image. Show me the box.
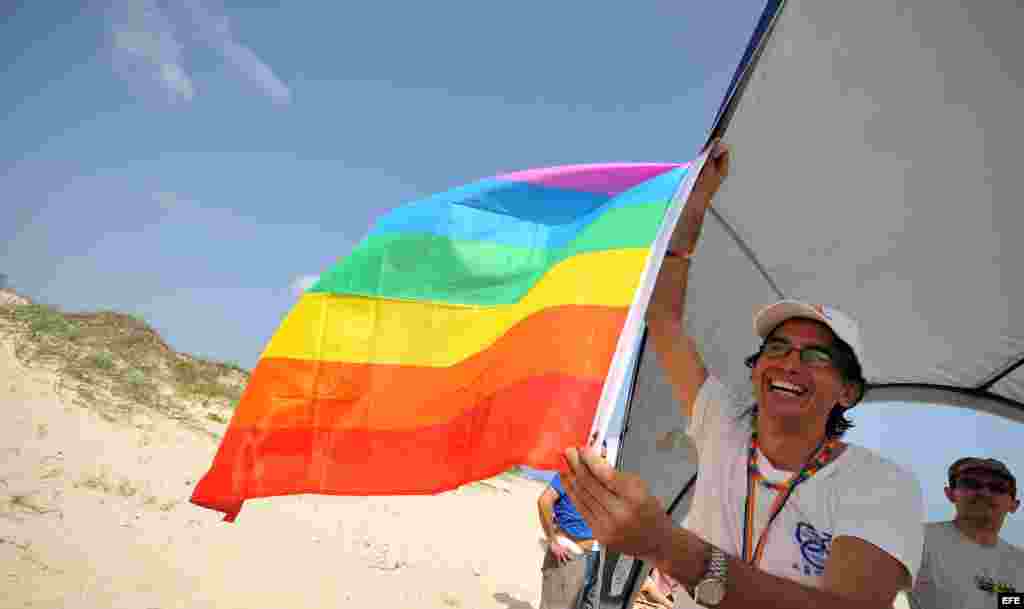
[700,0,1024,419]
[602,1,1024,606]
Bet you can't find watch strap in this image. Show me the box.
[692,545,729,607]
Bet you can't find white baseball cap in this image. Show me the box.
[753,300,865,366]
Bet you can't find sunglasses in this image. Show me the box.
[760,338,836,367]
[954,477,1013,495]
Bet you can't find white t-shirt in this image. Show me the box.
[909,521,1024,609]
[674,376,926,607]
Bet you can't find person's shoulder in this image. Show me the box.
[840,443,918,480]
[922,520,958,543]
[834,444,923,497]
[702,374,738,404]
[700,374,751,424]
[998,537,1024,560]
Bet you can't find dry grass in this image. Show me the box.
[40,466,64,480]
[77,472,117,494]
[8,494,50,513]
[5,539,64,575]
[116,479,138,498]
[206,411,228,424]
[158,499,179,512]
[74,468,143,499]
[1,493,61,520]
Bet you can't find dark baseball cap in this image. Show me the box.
[949,457,1016,485]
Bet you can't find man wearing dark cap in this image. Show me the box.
[909,457,1024,609]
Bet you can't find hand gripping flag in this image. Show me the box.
[191,159,705,521]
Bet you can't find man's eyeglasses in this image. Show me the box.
[953,477,1013,495]
[760,338,836,368]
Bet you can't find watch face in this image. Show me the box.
[695,579,727,606]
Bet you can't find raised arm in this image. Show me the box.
[644,142,730,419]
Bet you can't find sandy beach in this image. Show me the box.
[1,330,550,609]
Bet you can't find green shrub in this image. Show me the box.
[171,360,201,385]
[13,305,78,339]
[223,361,248,374]
[191,381,239,401]
[125,368,146,386]
[89,351,115,370]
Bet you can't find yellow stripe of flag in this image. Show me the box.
[262,248,648,367]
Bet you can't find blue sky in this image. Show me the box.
[3,1,758,368]
[3,2,1021,545]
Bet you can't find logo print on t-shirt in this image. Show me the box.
[795,522,833,576]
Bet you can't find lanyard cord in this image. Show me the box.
[740,427,841,566]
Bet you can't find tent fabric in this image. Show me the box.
[608,3,1022,608]
[691,0,1024,422]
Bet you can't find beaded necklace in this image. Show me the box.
[740,418,842,566]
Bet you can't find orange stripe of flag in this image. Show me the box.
[232,305,627,430]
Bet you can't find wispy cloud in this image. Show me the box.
[109,0,194,102]
[291,274,319,296]
[216,39,292,104]
[108,0,291,105]
[181,0,292,105]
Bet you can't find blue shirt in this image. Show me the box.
[549,474,593,539]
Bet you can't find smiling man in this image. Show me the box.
[562,142,926,609]
[909,457,1024,609]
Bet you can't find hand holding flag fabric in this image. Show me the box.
[562,446,675,563]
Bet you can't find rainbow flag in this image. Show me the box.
[191,161,696,522]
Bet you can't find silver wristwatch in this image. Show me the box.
[692,545,729,607]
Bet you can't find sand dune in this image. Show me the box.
[1,334,548,609]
